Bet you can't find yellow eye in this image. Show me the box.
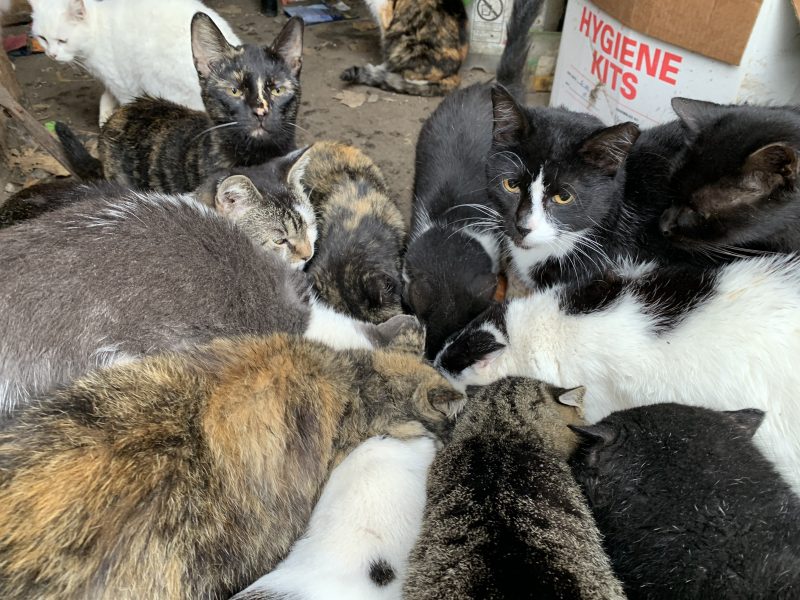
[274,238,288,245]
[553,193,573,205]
[229,86,242,97]
[271,86,284,96]
[502,178,520,193]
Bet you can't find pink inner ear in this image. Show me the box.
[475,349,504,370]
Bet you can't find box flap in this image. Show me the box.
[591,0,763,65]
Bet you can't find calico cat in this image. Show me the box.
[403,377,626,600]
[435,255,800,493]
[290,141,406,323]
[30,0,240,124]
[340,0,468,96]
[403,0,541,357]
[0,188,421,413]
[99,14,303,193]
[0,333,464,600]
[570,403,800,599]
[660,98,800,254]
[231,435,437,600]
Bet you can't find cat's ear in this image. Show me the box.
[405,278,433,316]
[68,0,86,20]
[743,142,799,181]
[215,175,262,219]
[422,383,466,418]
[468,273,499,303]
[671,97,720,134]
[555,386,586,409]
[272,17,304,78]
[283,145,313,188]
[491,85,529,147]
[579,122,640,175]
[191,13,234,80]
[568,423,616,446]
[723,408,765,439]
[376,314,426,355]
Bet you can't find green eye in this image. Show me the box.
[229,86,242,97]
[271,86,284,96]
[553,192,573,205]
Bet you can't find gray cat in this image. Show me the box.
[0,188,417,414]
[403,377,626,600]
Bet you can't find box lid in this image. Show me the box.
[590,0,763,65]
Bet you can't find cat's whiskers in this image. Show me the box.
[189,121,242,144]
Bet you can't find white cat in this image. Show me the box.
[29,0,240,124]
[231,435,437,600]
[435,255,800,494]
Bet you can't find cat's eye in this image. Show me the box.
[274,238,288,245]
[553,193,573,205]
[271,86,285,96]
[229,86,242,97]
[57,38,67,44]
[502,178,520,193]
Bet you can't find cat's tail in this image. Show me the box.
[496,0,545,98]
[340,64,462,97]
[55,122,104,181]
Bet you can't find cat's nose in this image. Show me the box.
[660,207,678,237]
[253,106,268,119]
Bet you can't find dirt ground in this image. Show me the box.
[1,0,547,219]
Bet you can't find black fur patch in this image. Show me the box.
[562,274,625,315]
[632,265,717,331]
[437,328,505,377]
[369,559,395,586]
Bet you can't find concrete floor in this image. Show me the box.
[1,0,547,219]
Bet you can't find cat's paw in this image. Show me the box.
[374,314,426,354]
[340,66,360,82]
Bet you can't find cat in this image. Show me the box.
[231,435,437,600]
[0,333,464,600]
[0,179,115,228]
[29,0,241,125]
[570,403,800,599]
[660,98,800,255]
[403,377,626,600]
[340,0,468,96]
[99,13,303,193]
[0,187,422,414]
[403,0,542,358]
[435,255,800,493]
[290,141,406,324]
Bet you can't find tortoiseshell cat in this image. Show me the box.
[0,333,464,599]
[291,141,406,323]
[404,377,625,599]
[100,13,303,192]
[340,0,467,96]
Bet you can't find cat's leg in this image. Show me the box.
[340,63,457,97]
[98,90,119,127]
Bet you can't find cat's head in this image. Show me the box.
[463,377,586,458]
[434,301,512,390]
[487,85,639,273]
[660,98,800,249]
[30,0,90,62]
[403,222,502,359]
[191,13,303,146]
[198,148,317,270]
[569,403,765,501]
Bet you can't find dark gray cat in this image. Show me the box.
[403,377,626,600]
[570,403,800,600]
[0,189,418,414]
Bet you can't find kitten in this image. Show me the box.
[340,0,468,96]
[435,255,800,493]
[29,0,241,125]
[0,188,421,413]
[290,141,406,323]
[0,334,464,600]
[403,0,541,357]
[404,377,626,600]
[660,98,800,254]
[231,435,437,600]
[570,403,800,599]
[100,14,303,192]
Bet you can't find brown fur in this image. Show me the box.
[292,141,407,323]
[340,0,468,96]
[0,334,463,600]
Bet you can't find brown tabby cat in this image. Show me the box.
[340,0,468,96]
[291,141,406,323]
[0,333,463,600]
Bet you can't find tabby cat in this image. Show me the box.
[435,255,800,493]
[100,13,303,192]
[340,0,467,96]
[291,141,406,323]
[231,435,437,600]
[403,0,541,357]
[571,403,800,599]
[0,333,464,599]
[403,377,625,599]
[0,188,419,413]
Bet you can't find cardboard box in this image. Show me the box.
[550,0,800,126]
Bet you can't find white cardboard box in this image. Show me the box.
[550,0,800,126]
